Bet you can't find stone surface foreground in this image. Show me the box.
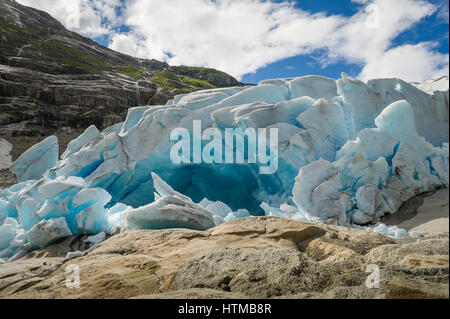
[0,216,447,299]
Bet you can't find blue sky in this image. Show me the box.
[242,0,449,83]
[18,0,449,83]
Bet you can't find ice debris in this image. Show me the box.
[352,223,409,238]
[26,217,72,250]
[65,232,107,261]
[127,194,216,231]
[0,74,448,261]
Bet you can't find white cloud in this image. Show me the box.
[16,0,450,82]
[325,0,449,81]
[111,0,344,79]
[358,42,449,81]
[17,0,122,37]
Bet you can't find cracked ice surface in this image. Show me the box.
[0,75,448,262]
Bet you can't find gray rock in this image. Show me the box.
[0,216,447,299]
[170,248,333,298]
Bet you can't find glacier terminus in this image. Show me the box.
[0,74,448,263]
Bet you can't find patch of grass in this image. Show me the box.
[176,65,210,71]
[116,65,144,79]
[0,21,28,35]
[154,71,179,82]
[152,71,215,90]
[152,71,183,89]
[181,75,216,89]
[170,65,240,87]
[39,41,109,74]
[174,65,229,76]
[0,21,38,36]
[0,21,39,49]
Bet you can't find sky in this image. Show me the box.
[17,0,449,83]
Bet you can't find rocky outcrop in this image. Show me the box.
[0,0,243,160]
[0,217,447,299]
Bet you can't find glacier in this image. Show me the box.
[0,74,448,262]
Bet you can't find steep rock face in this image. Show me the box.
[0,0,242,159]
[0,217,447,299]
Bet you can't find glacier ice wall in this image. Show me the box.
[0,74,448,262]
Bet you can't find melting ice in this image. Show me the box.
[0,74,448,262]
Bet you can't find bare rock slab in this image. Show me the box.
[0,217,447,299]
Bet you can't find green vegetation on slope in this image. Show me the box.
[170,65,241,87]
[176,66,210,72]
[0,22,107,74]
[174,65,231,77]
[181,75,216,89]
[39,41,109,74]
[0,21,38,49]
[116,65,144,79]
[152,71,179,88]
[152,71,216,91]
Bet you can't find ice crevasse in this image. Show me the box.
[0,74,448,263]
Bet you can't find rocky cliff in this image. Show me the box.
[0,0,242,159]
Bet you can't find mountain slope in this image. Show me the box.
[0,0,242,156]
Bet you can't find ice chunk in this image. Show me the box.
[11,175,114,236]
[292,159,345,223]
[0,218,27,261]
[61,125,101,160]
[199,198,232,218]
[172,87,249,107]
[374,100,418,143]
[336,128,397,162]
[412,76,449,94]
[292,98,448,225]
[48,132,125,187]
[11,136,58,182]
[71,188,112,234]
[121,106,150,134]
[152,172,191,201]
[353,222,409,238]
[64,232,107,261]
[127,194,215,231]
[0,199,8,224]
[260,202,307,221]
[217,84,290,107]
[26,217,72,250]
[35,177,88,221]
[177,91,229,110]
[212,215,225,226]
[84,231,106,247]
[338,76,448,146]
[224,209,250,222]
[215,97,315,130]
[260,202,287,218]
[102,122,124,136]
[289,75,337,101]
[106,203,130,233]
[297,98,348,160]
